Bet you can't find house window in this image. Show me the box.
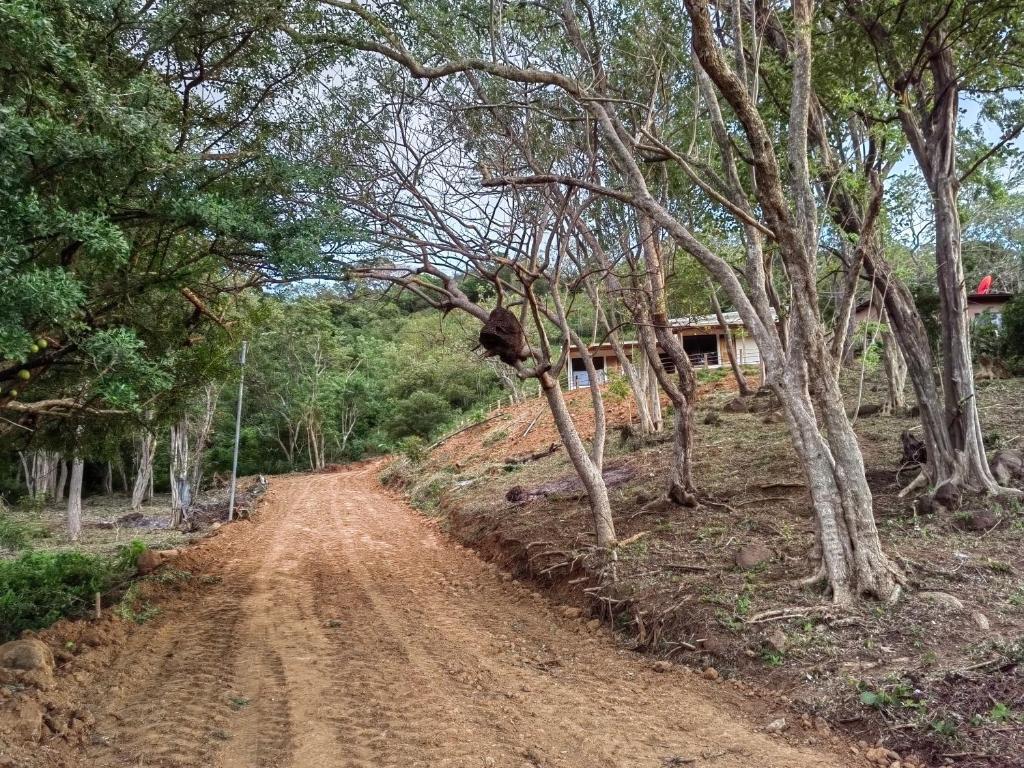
[570,355,606,388]
[682,334,719,366]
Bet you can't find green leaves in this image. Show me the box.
[0,264,84,359]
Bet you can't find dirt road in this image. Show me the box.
[76,466,846,768]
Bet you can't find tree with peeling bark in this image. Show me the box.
[66,458,84,543]
[131,420,157,511]
[288,0,902,602]
[848,1,1024,498]
[322,91,617,546]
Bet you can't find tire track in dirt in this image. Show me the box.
[65,466,852,768]
[85,587,247,767]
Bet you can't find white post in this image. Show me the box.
[227,341,249,521]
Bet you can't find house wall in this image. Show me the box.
[564,326,766,388]
[732,336,762,365]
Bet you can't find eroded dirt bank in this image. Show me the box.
[6,467,854,767]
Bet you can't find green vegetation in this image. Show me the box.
[203,292,502,475]
[0,542,142,641]
[0,511,48,552]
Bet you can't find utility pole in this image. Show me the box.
[228,340,248,521]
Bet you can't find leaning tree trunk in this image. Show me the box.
[861,247,961,495]
[539,370,616,547]
[636,215,698,506]
[880,308,908,415]
[709,282,753,395]
[131,431,156,511]
[66,458,84,542]
[933,177,1007,494]
[565,329,607,472]
[169,421,191,526]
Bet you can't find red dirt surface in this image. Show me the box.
[433,376,741,468]
[2,466,855,768]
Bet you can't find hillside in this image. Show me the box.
[387,375,1024,768]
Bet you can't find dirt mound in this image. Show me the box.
[433,377,739,470]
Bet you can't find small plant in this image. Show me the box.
[930,718,958,739]
[761,648,784,667]
[228,695,250,711]
[858,680,925,713]
[397,435,427,463]
[1008,585,1024,607]
[114,540,148,572]
[988,702,1016,724]
[15,494,48,516]
[151,568,192,585]
[606,372,632,402]
[733,584,754,617]
[115,582,160,624]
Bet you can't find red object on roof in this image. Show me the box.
[977,275,993,294]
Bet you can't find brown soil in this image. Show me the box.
[407,375,1024,768]
[3,467,854,768]
[432,371,742,469]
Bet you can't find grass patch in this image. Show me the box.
[0,539,147,641]
[0,513,49,552]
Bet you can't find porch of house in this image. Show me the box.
[566,331,763,390]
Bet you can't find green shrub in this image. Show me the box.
[0,541,145,641]
[697,367,729,384]
[1004,293,1024,358]
[379,457,414,488]
[1,552,112,640]
[114,539,147,572]
[397,435,427,463]
[972,311,1004,360]
[385,391,453,440]
[606,372,632,401]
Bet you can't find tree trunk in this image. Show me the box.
[587,278,656,435]
[933,176,1005,494]
[66,458,83,542]
[830,240,865,373]
[636,215,698,506]
[774,299,899,605]
[566,331,607,471]
[55,459,68,502]
[103,462,113,496]
[131,431,156,511]
[187,385,218,492]
[709,282,753,395]
[641,348,664,432]
[539,370,615,547]
[169,421,191,526]
[880,309,908,415]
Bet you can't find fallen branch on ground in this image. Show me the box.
[745,606,833,624]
